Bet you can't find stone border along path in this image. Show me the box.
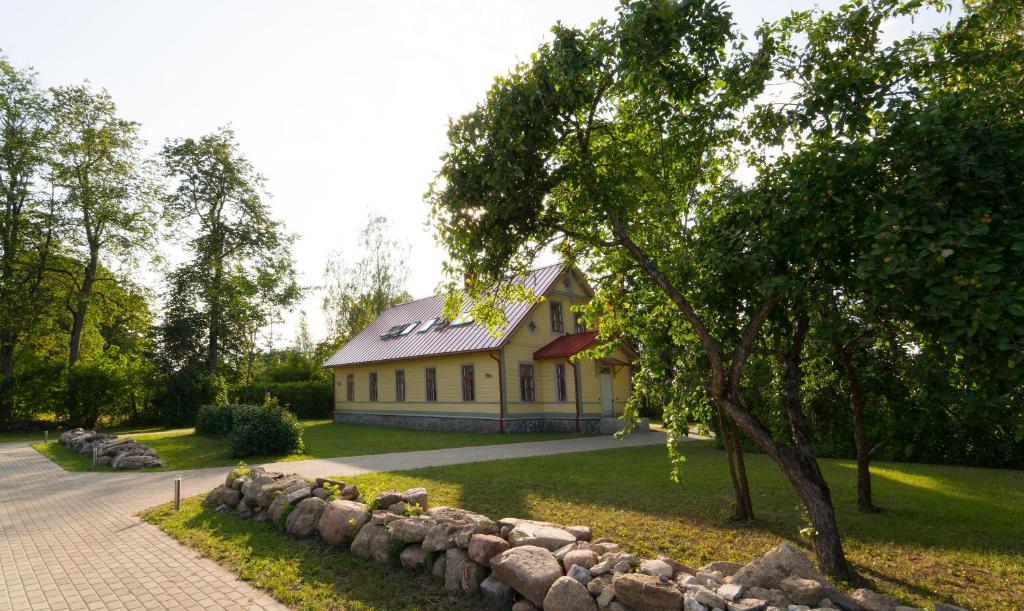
[0,431,667,610]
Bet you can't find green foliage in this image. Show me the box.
[233,461,252,478]
[275,501,295,530]
[321,481,341,502]
[195,404,238,437]
[234,381,332,420]
[227,404,304,458]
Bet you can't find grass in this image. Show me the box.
[141,499,488,611]
[329,440,1023,611]
[31,419,587,472]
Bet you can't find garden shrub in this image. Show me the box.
[195,404,239,437]
[234,381,332,419]
[227,404,304,458]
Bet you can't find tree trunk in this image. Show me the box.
[717,405,754,520]
[834,340,877,512]
[0,332,16,421]
[777,315,851,577]
[68,251,99,368]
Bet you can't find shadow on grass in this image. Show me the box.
[339,440,1023,610]
[144,499,488,611]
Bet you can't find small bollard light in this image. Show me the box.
[44,430,48,443]
[91,446,99,471]
[174,476,182,511]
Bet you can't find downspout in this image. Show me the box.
[572,360,582,433]
[330,368,336,419]
[489,351,506,433]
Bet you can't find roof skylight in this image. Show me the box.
[417,318,439,333]
[450,312,474,326]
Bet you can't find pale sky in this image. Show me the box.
[0,1,958,345]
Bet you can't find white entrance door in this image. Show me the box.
[599,369,614,417]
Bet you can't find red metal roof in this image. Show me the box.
[324,264,566,367]
[533,331,599,359]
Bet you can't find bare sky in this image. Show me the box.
[0,1,958,345]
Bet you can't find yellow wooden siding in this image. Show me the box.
[333,353,500,416]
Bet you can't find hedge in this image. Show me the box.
[234,381,332,419]
[228,404,304,458]
[195,404,238,437]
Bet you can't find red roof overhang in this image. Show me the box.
[533,331,600,359]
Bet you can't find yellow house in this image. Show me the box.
[323,264,638,433]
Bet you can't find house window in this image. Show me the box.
[369,372,378,401]
[395,370,405,401]
[574,312,586,333]
[346,374,354,401]
[425,367,437,402]
[555,364,567,402]
[550,301,564,334]
[519,364,535,402]
[461,365,475,401]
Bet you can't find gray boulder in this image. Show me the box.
[461,560,488,594]
[221,488,241,507]
[480,575,513,606]
[851,589,901,611]
[444,548,470,593]
[402,487,429,508]
[543,576,598,611]
[490,545,563,607]
[641,558,675,579]
[508,522,577,551]
[732,544,824,590]
[388,515,436,544]
[614,573,685,610]
[373,490,403,508]
[400,544,428,569]
[422,522,462,553]
[781,577,824,606]
[350,523,388,562]
[318,500,370,546]
[468,533,510,565]
[284,497,325,538]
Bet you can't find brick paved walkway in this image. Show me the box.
[0,431,666,610]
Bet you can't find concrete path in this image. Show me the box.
[0,431,666,610]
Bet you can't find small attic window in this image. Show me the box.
[450,312,474,326]
[399,322,419,335]
[380,325,404,339]
[417,318,439,333]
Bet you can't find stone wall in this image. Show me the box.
[58,428,164,469]
[202,467,955,611]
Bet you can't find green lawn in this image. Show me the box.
[32,420,587,472]
[330,441,1022,611]
[142,498,488,611]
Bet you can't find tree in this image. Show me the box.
[160,127,299,380]
[321,214,411,351]
[0,57,57,421]
[49,84,156,371]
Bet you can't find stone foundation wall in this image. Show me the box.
[202,466,942,611]
[333,411,606,434]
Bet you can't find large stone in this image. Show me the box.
[684,595,708,611]
[285,497,325,538]
[255,475,309,507]
[508,522,577,551]
[543,576,598,611]
[564,549,600,574]
[641,558,675,579]
[222,487,241,507]
[728,598,767,611]
[340,484,359,500]
[781,577,824,606]
[489,545,563,607]
[399,544,428,569]
[480,575,513,605]
[567,564,592,585]
[692,585,728,609]
[111,454,164,469]
[444,548,470,593]
[468,534,510,565]
[512,602,539,611]
[402,487,429,508]
[431,554,447,579]
[461,560,489,594]
[718,583,746,602]
[388,516,436,544]
[660,555,697,576]
[613,573,684,610]
[732,544,824,590]
[747,587,788,608]
[851,589,901,611]
[422,523,462,553]
[567,525,593,541]
[203,485,225,508]
[428,506,497,530]
[350,523,387,560]
[318,500,370,546]
[373,490,403,508]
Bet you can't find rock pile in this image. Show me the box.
[202,469,949,611]
[58,428,165,469]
